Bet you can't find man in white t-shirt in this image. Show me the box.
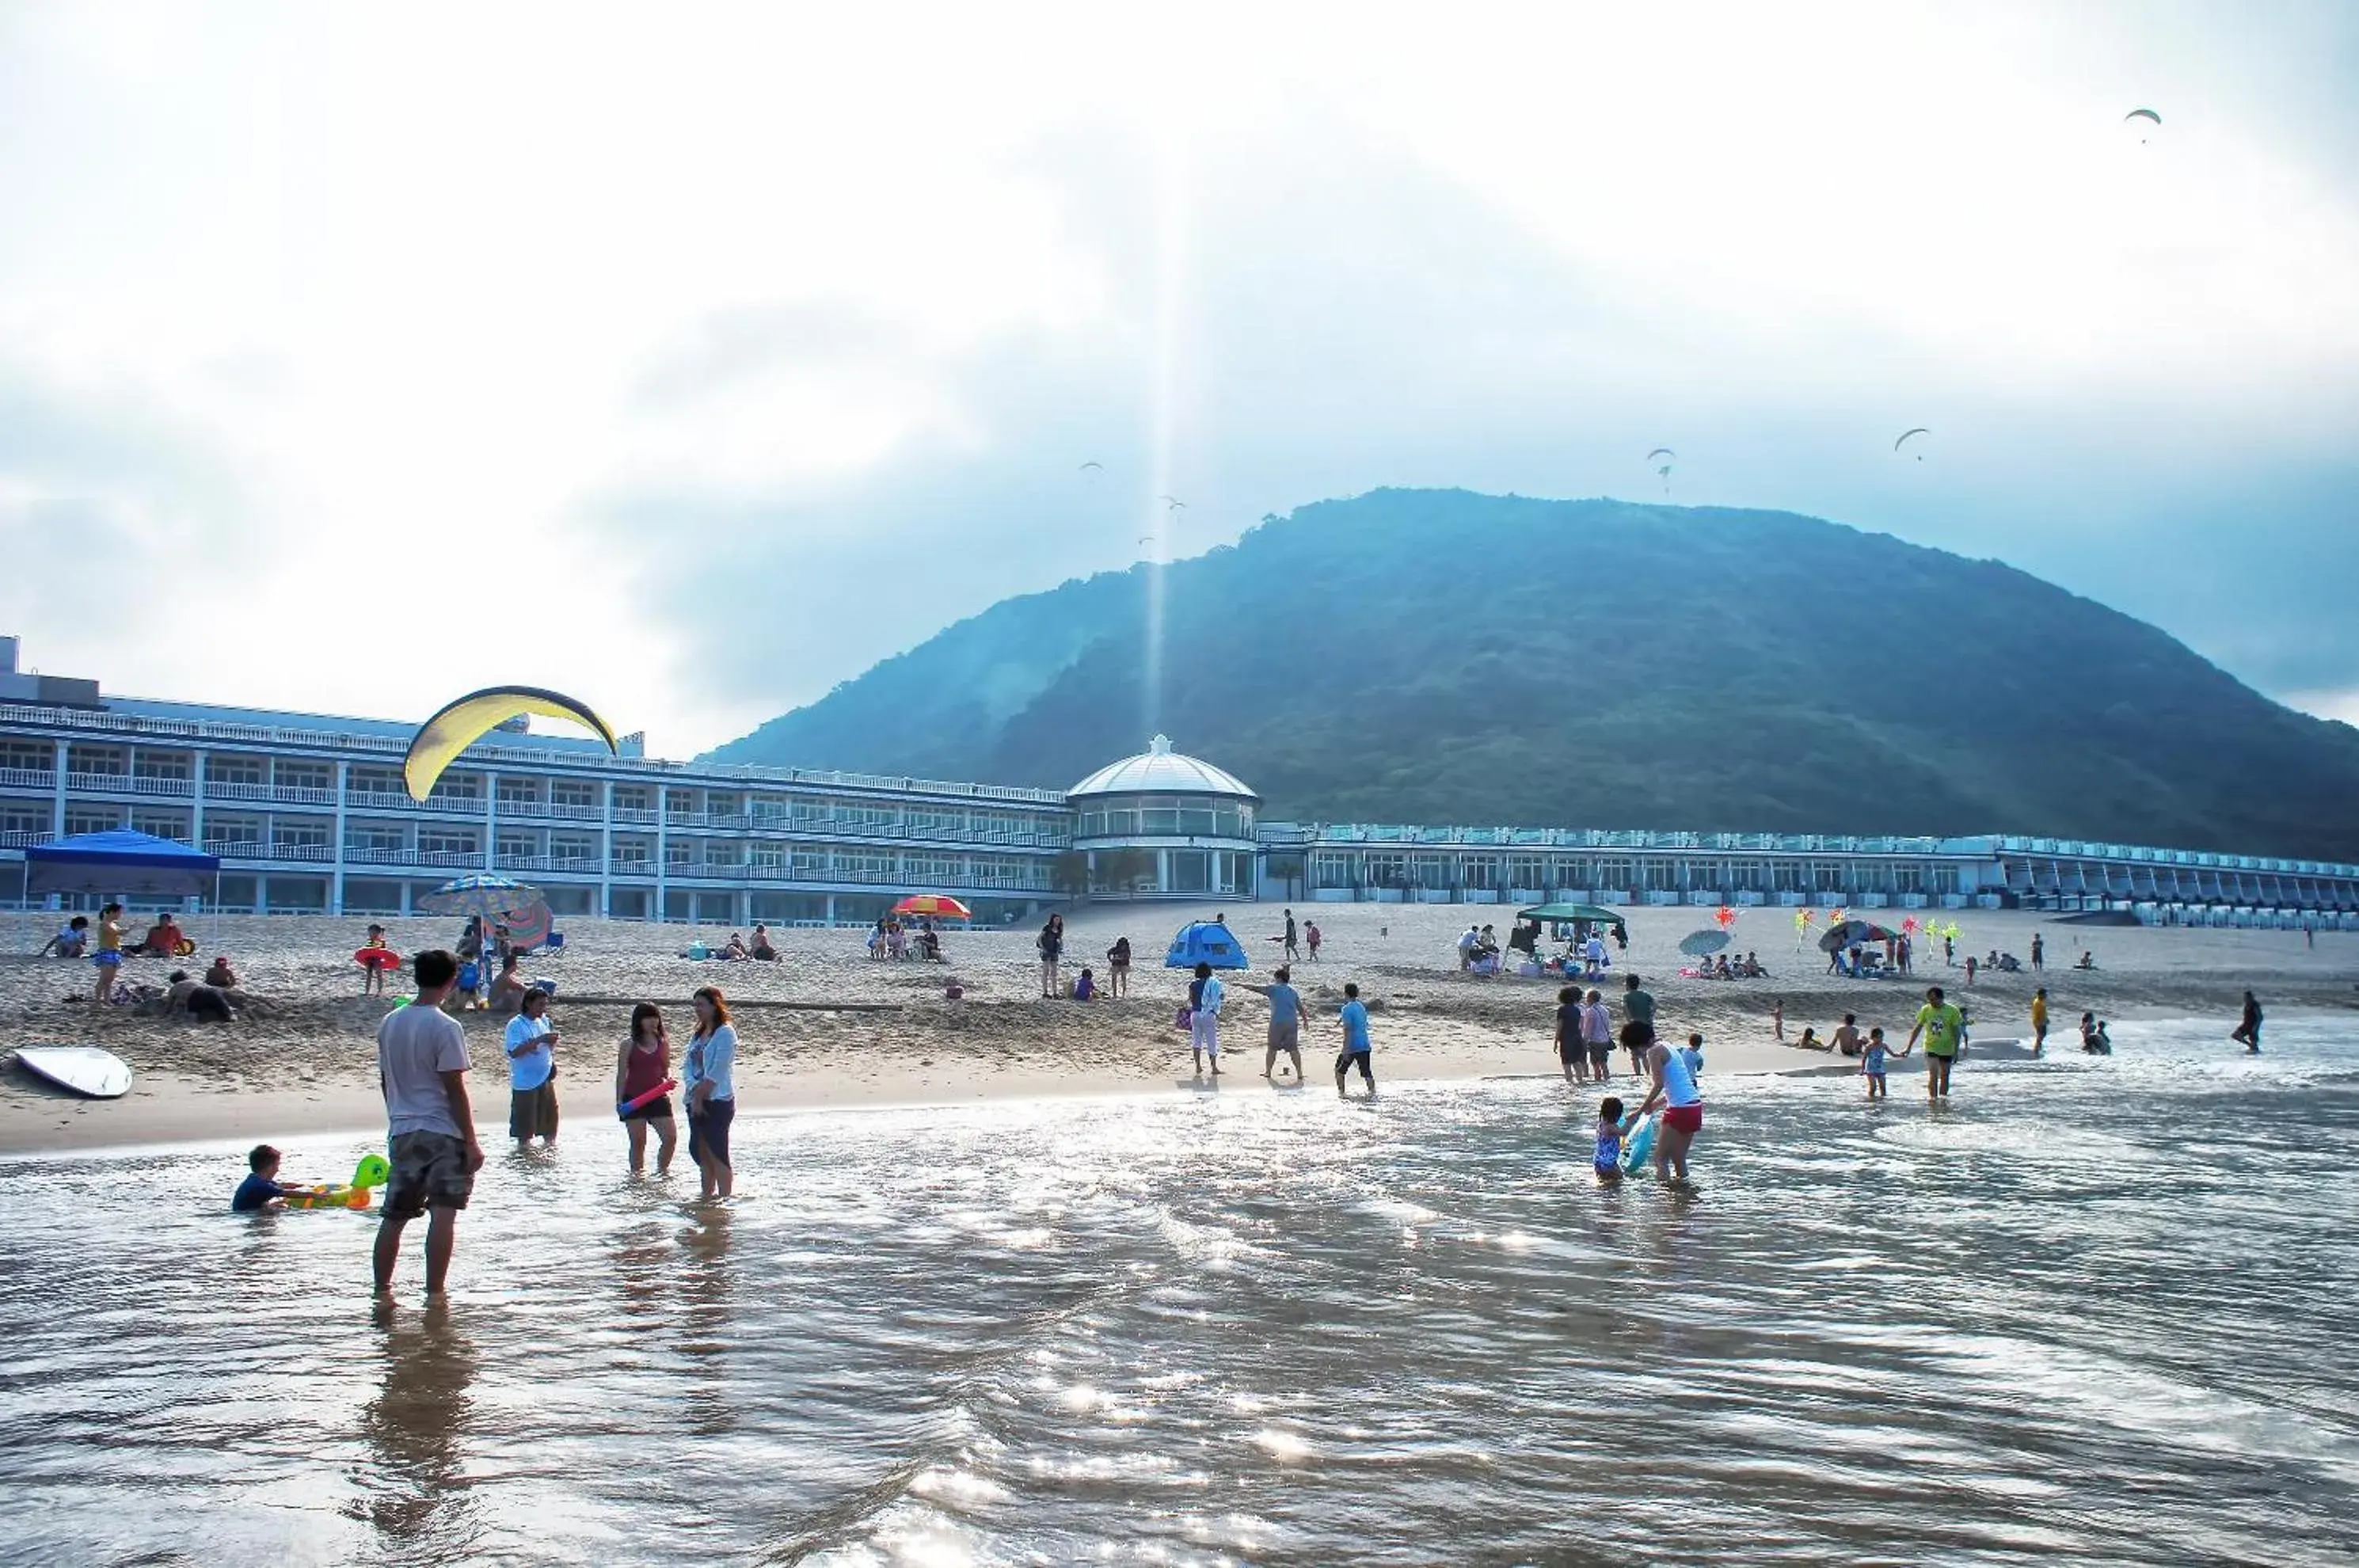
[373,950,482,1299]
[1458,926,1480,970]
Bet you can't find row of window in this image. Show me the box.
[1311,853,1968,896]
[1075,803,1256,839]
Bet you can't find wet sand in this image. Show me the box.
[5,903,2352,1153]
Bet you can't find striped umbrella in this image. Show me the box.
[499,898,554,950]
[418,873,540,921]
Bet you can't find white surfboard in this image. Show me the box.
[13,1046,133,1099]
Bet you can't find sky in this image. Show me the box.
[2,0,2355,755]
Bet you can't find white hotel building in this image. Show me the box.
[4,637,2355,929]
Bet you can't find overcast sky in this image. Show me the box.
[2,1,2353,756]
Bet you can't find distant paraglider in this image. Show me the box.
[1646,447,1676,493]
[1894,428,1930,461]
[2124,107,2161,143]
[404,686,618,803]
[1079,460,1103,473]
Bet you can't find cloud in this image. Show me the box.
[2,2,2357,753]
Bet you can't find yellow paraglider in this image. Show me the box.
[404,687,618,803]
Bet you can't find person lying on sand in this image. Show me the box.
[165,969,235,1022]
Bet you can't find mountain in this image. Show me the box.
[704,489,2359,860]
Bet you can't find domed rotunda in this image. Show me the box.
[1067,736,1259,898]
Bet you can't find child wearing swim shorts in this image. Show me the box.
[1862,1026,1892,1098]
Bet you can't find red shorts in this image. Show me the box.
[1662,1102,1703,1136]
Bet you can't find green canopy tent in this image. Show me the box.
[1516,902,1627,937]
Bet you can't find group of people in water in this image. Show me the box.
[359,947,744,1298]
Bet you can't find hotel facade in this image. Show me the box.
[4,637,2355,930]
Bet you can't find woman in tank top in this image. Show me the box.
[614,1003,677,1175]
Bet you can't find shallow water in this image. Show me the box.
[5,1018,2358,1566]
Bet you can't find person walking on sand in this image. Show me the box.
[1335,982,1375,1098]
[504,988,561,1151]
[1189,961,1225,1077]
[1907,984,1965,1102]
[615,1003,677,1174]
[1107,935,1132,998]
[1554,985,1586,1085]
[2030,988,2050,1055]
[1305,921,1322,962]
[1281,908,1299,963]
[1964,953,1978,988]
[1619,973,1657,1077]
[373,950,483,1299]
[2231,991,2263,1054]
[2030,932,2045,971]
[1263,965,1305,1081]
[1634,1029,1706,1191]
[1037,915,1063,999]
[1771,997,1785,1042]
[683,987,737,1201]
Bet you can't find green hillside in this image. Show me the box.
[705,490,2359,860]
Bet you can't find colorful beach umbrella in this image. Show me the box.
[499,898,554,950]
[892,893,974,920]
[418,873,540,922]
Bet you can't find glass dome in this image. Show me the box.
[1067,735,1257,801]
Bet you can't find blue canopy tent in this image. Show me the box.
[1165,918,1250,971]
[24,829,221,904]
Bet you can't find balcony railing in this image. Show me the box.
[204,782,338,806]
[0,767,57,790]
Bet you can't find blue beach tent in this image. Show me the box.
[24,828,222,901]
[1165,918,1250,971]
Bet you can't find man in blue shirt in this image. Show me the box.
[1335,982,1375,1098]
[1262,965,1306,1082]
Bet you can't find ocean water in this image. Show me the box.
[4,1018,2357,1566]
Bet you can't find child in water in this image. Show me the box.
[1594,1096,1630,1180]
[1680,1031,1705,1079]
[1861,1026,1894,1099]
[232,1144,291,1212]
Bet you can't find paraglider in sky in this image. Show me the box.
[1894,428,1929,461]
[1646,447,1676,492]
[404,686,618,803]
[1164,497,1186,511]
[1079,460,1103,473]
[2124,107,2160,143]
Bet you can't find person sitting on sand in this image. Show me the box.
[1794,1026,1824,1051]
[749,924,776,961]
[2076,950,2097,970]
[138,911,187,957]
[1712,953,1733,980]
[233,1144,295,1212]
[166,969,235,1022]
[1832,1014,1863,1056]
[40,915,89,958]
[204,953,240,990]
[1072,967,1097,1001]
[944,977,965,1002]
[1742,952,1766,979]
[485,952,529,1016]
[723,932,749,961]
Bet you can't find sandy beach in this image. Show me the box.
[4,903,2353,1155]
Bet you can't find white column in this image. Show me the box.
[655,791,669,923]
[599,779,614,920]
[330,759,348,915]
[483,772,499,873]
[51,739,66,836]
[190,748,207,849]
[1155,848,1170,893]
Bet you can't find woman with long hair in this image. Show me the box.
[615,1002,678,1174]
[683,987,738,1200]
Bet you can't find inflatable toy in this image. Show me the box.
[618,1079,679,1120]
